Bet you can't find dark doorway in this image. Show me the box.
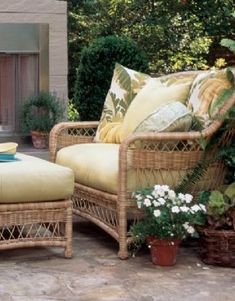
[0,53,39,133]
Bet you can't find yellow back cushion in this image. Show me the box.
[117,78,192,142]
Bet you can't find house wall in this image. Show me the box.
[0,0,68,101]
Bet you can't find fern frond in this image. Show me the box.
[175,155,216,194]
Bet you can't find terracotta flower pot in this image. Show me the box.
[148,237,181,266]
[31,130,48,149]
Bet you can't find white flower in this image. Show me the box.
[143,198,151,207]
[158,189,165,197]
[153,209,161,217]
[153,200,160,207]
[168,190,176,200]
[180,206,189,212]
[178,193,185,201]
[199,204,206,212]
[183,222,189,229]
[185,194,193,203]
[187,226,195,234]
[137,200,142,209]
[158,197,166,205]
[171,206,180,213]
[161,185,169,192]
[154,184,161,191]
[146,195,153,199]
[135,194,142,201]
[191,204,201,213]
[151,190,158,198]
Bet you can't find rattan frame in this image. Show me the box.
[0,199,73,258]
[49,74,235,259]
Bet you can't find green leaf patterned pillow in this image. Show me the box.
[94,63,150,143]
[187,68,235,126]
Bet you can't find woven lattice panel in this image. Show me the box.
[57,127,97,149]
[72,194,118,230]
[133,139,202,152]
[0,222,65,242]
[0,200,73,257]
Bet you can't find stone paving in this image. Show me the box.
[1,146,233,300]
[0,216,234,301]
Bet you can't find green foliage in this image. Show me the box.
[221,39,235,55]
[67,101,80,121]
[207,191,228,217]
[74,35,149,120]
[68,0,234,98]
[199,182,235,229]
[21,91,64,134]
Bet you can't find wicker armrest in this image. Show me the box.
[118,112,234,198]
[49,121,99,162]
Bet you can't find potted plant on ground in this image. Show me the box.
[130,184,206,266]
[197,182,235,267]
[21,91,64,149]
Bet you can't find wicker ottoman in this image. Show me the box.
[0,153,74,258]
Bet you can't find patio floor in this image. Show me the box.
[0,146,234,301]
[0,216,234,301]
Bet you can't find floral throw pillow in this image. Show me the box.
[94,63,150,143]
[187,68,235,126]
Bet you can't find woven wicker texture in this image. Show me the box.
[49,72,235,259]
[0,200,73,258]
[198,228,235,267]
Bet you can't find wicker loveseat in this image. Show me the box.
[49,66,235,259]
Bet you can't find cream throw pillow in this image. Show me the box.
[118,78,192,142]
[134,102,192,133]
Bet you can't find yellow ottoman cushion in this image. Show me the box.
[0,153,74,203]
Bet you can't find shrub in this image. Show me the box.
[74,35,149,121]
[21,91,64,134]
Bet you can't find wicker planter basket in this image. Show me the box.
[198,227,235,267]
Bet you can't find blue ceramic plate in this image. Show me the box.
[0,154,21,162]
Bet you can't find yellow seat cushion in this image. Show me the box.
[56,144,120,194]
[0,153,74,203]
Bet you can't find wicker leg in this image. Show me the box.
[64,201,73,259]
[117,202,129,259]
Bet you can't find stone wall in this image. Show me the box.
[0,0,68,101]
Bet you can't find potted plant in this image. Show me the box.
[197,182,235,267]
[130,184,206,266]
[21,91,63,149]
